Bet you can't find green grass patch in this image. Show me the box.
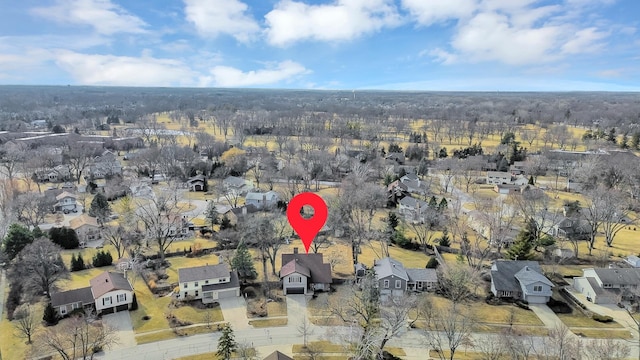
[557,312,623,329]
[171,303,224,325]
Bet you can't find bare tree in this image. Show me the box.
[13,304,38,344]
[11,238,68,297]
[583,338,629,360]
[377,295,415,352]
[599,188,634,247]
[583,186,609,255]
[0,142,27,182]
[534,324,581,360]
[235,342,258,360]
[66,142,95,184]
[405,209,442,253]
[298,317,313,348]
[436,264,478,304]
[424,304,474,360]
[14,192,53,228]
[102,225,127,260]
[136,192,188,262]
[34,312,118,360]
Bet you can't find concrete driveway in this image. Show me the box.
[286,294,308,329]
[219,297,250,330]
[102,311,136,349]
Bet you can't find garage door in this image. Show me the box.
[217,289,238,299]
[116,304,129,312]
[101,307,115,315]
[286,287,305,295]
[526,295,548,304]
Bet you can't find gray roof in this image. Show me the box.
[246,191,278,201]
[514,266,554,287]
[406,268,437,283]
[401,173,419,182]
[51,286,94,307]
[201,270,240,292]
[491,260,541,292]
[179,263,231,283]
[223,176,246,187]
[593,268,640,286]
[586,277,604,295]
[373,257,409,281]
[398,196,428,209]
[281,253,332,284]
[264,351,293,360]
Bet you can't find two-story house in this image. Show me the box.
[245,191,279,210]
[54,191,78,213]
[223,176,254,195]
[573,267,640,304]
[89,150,122,179]
[490,260,554,304]
[372,257,437,300]
[177,263,240,303]
[399,173,427,195]
[50,271,134,316]
[69,214,101,247]
[398,196,431,224]
[280,249,332,295]
[486,171,513,185]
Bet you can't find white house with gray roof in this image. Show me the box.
[491,260,553,304]
[372,257,437,299]
[573,267,640,304]
[177,263,240,303]
[398,196,431,223]
[245,191,279,210]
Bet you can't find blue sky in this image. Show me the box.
[0,0,638,90]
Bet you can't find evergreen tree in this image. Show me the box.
[231,243,257,283]
[438,229,451,247]
[387,213,399,231]
[606,127,617,143]
[620,133,629,149]
[205,202,218,229]
[49,227,79,249]
[130,294,138,311]
[506,219,536,260]
[438,148,448,158]
[88,192,111,225]
[43,302,59,325]
[528,175,535,185]
[92,250,113,267]
[426,257,439,269]
[217,323,237,360]
[32,226,46,239]
[71,253,85,271]
[428,196,438,209]
[2,223,35,260]
[220,215,232,230]
[437,198,448,212]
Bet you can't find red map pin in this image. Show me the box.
[286,192,328,254]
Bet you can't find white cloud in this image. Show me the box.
[54,51,195,86]
[427,48,457,64]
[265,0,402,46]
[31,0,147,35]
[204,61,310,87]
[401,0,477,26]
[561,27,608,54]
[184,0,260,42]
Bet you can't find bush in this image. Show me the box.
[92,250,113,267]
[130,294,138,311]
[425,257,439,269]
[592,313,614,323]
[49,227,79,249]
[70,253,85,271]
[6,281,23,320]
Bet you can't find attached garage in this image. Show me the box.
[524,295,548,304]
[116,304,129,312]
[217,289,239,299]
[285,287,305,295]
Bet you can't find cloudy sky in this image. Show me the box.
[0,0,638,90]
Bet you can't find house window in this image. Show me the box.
[184,292,188,297]
[195,282,199,287]
[384,280,390,288]
[183,283,187,288]
[195,290,199,297]
[205,280,209,284]
[395,280,402,289]
[533,285,543,292]
[71,303,79,310]
[117,293,127,302]
[60,307,67,315]
[103,296,112,306]
[417,282,423,289]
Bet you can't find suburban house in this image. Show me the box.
[163,215,194,238]
[626,256,640,268]
[486,171,512,185]
[573,267,640,304]
[35,164,71,183]
[54,191,78,213]
[280,250,332,295]
[387,180,408,204]
[551,216,591,240]
[400,173,427,195]
[223,176,254,195]
[89,150,122,179]
[398,196,431,223]
[69,214,101,246]
[385,152,405,165]
[509,161,527,175]
[177,263,240,303]
[264,351,293,360]
[490,260,553,304]
[372,257,437,299]
[230,204,259,223]
[245,191,279,210]
[186,174,207,192]
[494,184,522,195]
[50,271,134,316]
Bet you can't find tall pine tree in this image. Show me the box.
[231,243,257,283]
[217,323,237,360]
[506,218,536,260]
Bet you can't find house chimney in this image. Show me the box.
[293,247,298,254]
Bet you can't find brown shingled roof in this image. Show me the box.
[89,272,133,299]
[280,259,311,278]
[281,253,332,284]
[69,214,99,230]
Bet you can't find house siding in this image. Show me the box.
[283,272,308,295]
[95,289,133,313]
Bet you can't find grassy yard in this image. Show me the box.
[130,277,172,333]
[135,330,177,344]
[165,252,221,284]
[170,303,224,325]
[572,328,633,339]
[0,300,46,360]
[556,312,624,329]
[248,318,287,327]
